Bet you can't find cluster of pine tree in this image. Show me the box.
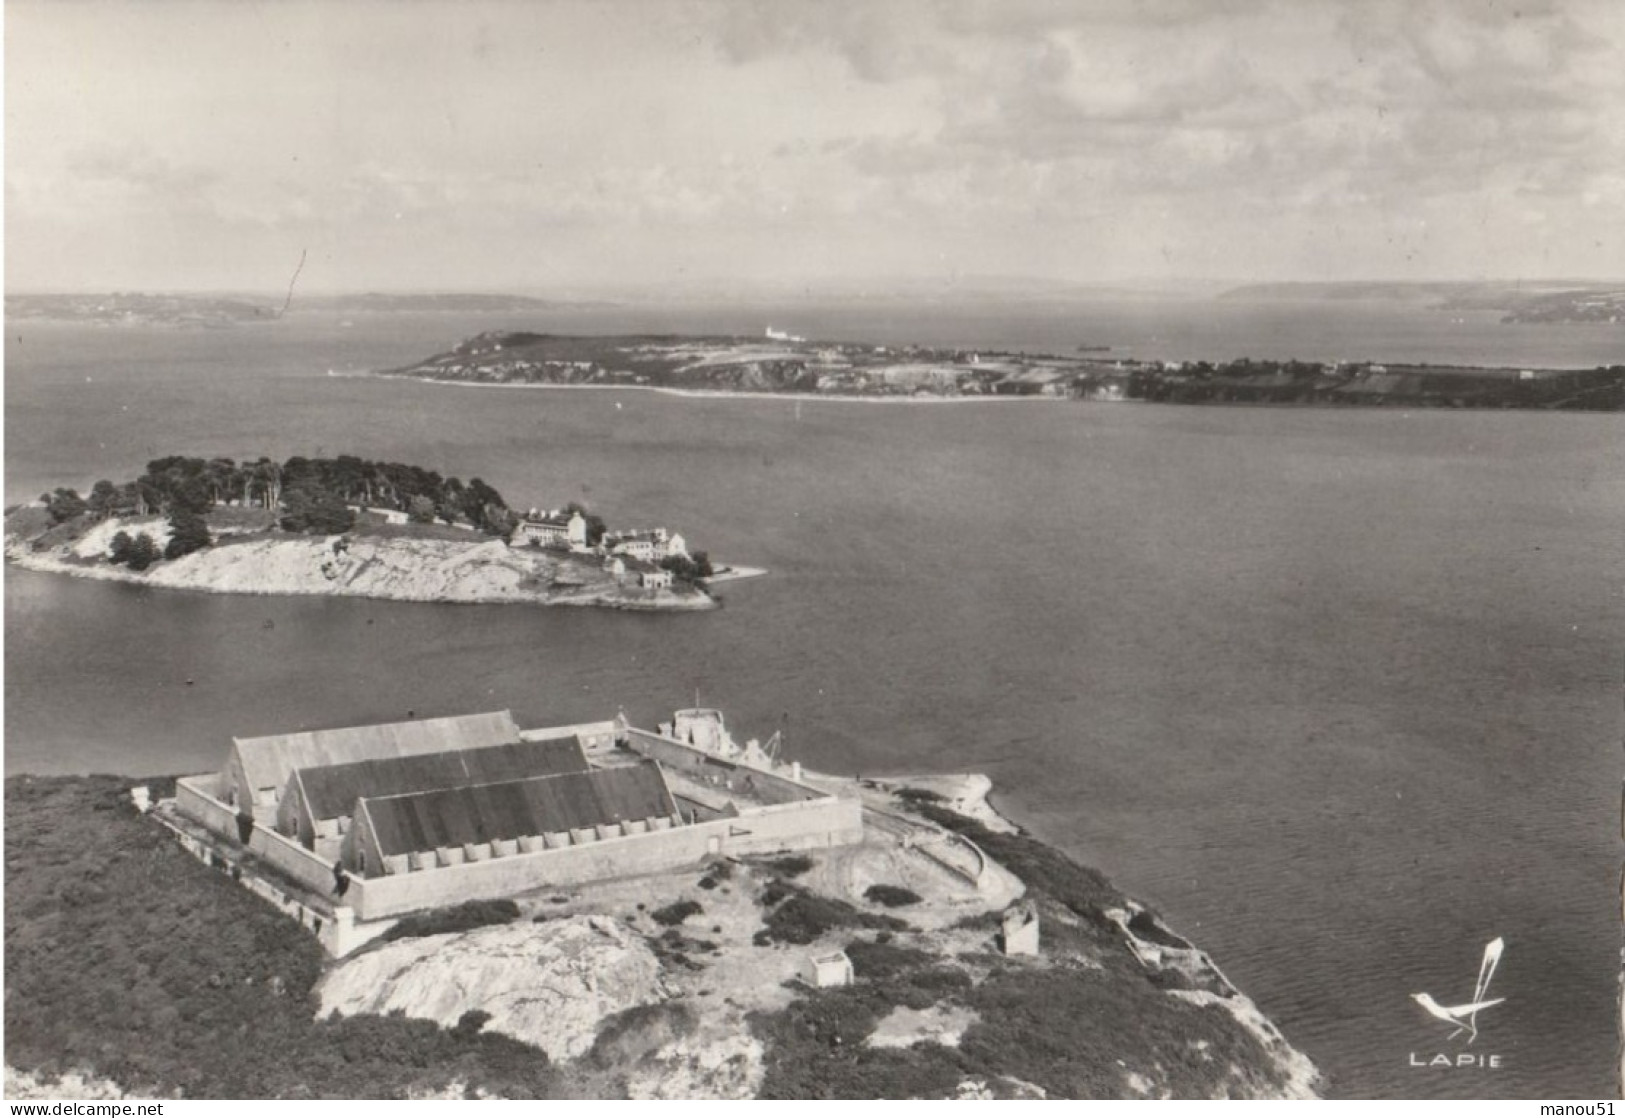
[40,455,524,568]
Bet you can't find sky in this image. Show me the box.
[5,0,1625,294]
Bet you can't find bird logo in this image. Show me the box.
[1411,937,1505,1045]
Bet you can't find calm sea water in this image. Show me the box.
[5,301,1622,1098]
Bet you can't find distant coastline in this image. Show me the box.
[367,331,1625,411]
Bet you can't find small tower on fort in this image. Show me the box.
[1002,899,1040,957]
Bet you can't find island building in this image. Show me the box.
[604,527,686,562]
[637,567,674,590]
[516,509,588,550]
[169,706,863,930]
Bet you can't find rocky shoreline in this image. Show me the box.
[4,514,718,611]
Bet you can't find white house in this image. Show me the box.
[608,527,686,562]
[517,509,587,550]
[640,568,674,590]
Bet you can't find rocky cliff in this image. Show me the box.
[4,513,715,610]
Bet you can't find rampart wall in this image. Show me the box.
[348,794,862,920]
[174,723,864,924]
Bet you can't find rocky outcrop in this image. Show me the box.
[317,917,671,1061]
[4,516,715,611]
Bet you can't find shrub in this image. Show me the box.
[650,900,703,927]
[450,1009,492,1040]
[844,938,933,979]
[762,854,814,878]
[118,532,162,571]
[759,879,797,907]
[759,888,908,946]
[589,1002,696,1068]
[864,884,922,908]
[164,510,213,561]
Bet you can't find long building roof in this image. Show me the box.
[293,737,590,822]
[360,762,678,856]
[233,710,522,796]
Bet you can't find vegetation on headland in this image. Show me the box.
[5,774,1316,1100]
[381,331,1625,410]
[3,777,559,1099]
[40,454,523,540]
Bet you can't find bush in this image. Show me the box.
[863,884,922,908]
[843,938,933,979]
[760,879,797,907]
[44,487,88,524]
[279,487,356,535]
[407,495,437,524]
[650,900,703,927]
[450,1009,492,1040]
[759,887,908,946]
[588,1002,696,1068]
[109,531,163,571]
[164,510,213,561]
[762,854,814,878]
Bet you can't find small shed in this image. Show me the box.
[1002,900,1040,957]
[803,950,854,989]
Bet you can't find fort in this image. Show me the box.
[162,706,865,951]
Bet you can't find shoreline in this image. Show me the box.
[699,564,767,585]
[4,530,720,612]
[348,369,1088,405]
[868,768,1321,1098]
[346,368,1622,411]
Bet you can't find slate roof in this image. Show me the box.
[292,737,590,822]
[233,711,522,796]
[360,762,679,856]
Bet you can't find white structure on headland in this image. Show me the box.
[803,950,854,988]
[765,326,805,343]
[516,509,588,550]
[605,527,686,562]
[1002,899,1040,956]
[170,706,863,926]
[638,567,674,590]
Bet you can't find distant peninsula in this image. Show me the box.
[5,456,744,611]
[5,291,613,328]
[372,330,1625,410]
[1219,278,1625,325]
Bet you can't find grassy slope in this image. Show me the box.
[3,777,557,1099]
